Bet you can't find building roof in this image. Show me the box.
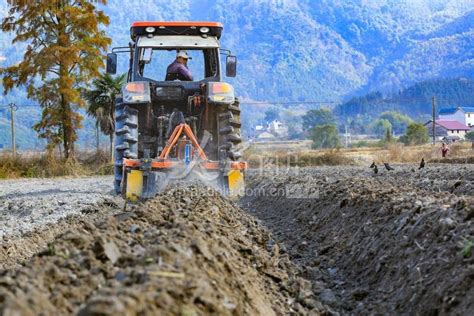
[257,132,275,139]
[431,120,471,130]
[439,106,474,115]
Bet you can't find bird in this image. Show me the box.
[369,161,376,168]
[374,164,378,174]
[384,162,394,171]
[418,158,425,170]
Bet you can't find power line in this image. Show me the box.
[240,101,339,105]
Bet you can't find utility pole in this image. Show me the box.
[8,103,17,157]
[431,97,436,145]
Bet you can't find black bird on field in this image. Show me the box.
[369,161,376,168]
[419,158,425,170]
[384,162,394,171]
[374,164,378,174]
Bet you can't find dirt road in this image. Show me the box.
[0,164,472,314]
[0,176,119,269]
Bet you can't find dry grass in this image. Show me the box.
[244,142,474,167]
[0,150,113,179]
[373,143,473,164]
[244,147,355,168]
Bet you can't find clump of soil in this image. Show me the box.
[0,185,328,315]
[243,165,474,315]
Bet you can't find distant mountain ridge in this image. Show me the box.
[1,0,473,103]
[334,77,474,120]
[1,0,474,148]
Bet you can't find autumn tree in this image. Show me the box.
[1,0,111,159]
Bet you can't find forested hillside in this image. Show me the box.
[3,0,473,103]
[1,0,473,147]
[335,77,474,118]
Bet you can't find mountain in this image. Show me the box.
[334,77,474,123]
[1,0,473,147]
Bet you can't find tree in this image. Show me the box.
[310,124,341,149]
[384,127,393,143]
[281,108,303,140]
[264,108,279,123]
[399,123,429,145]
[379,111,413,135]
[302,108,335,130]
[84,73,126,159]
[1,1,111,159]
[370,118,392,137]
[465,131,474,142]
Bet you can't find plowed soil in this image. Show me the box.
[0,185,329,315]
[0,163,472,315]
[242,164,474,315]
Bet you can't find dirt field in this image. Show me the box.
[0,183,330,315]
[243,164,473,315]
[0,163,472,314]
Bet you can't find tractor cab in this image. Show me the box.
[107,22,236,83]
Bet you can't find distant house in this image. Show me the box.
[253,120,289,140]
[267,120,288,138]
[424,119,471,140]
[439,106,474,128]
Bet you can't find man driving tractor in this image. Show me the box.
[166,50,193,81]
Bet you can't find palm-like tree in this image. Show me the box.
[84,73,126,160]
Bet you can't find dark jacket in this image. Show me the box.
[166,60,193,81]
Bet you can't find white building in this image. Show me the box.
[439,106,474,128]
[267,120,288,138]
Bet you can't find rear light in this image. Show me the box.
[212,82,233,94]
[125,82,145,93]
[122,82,151,103]
[207,82,235,104]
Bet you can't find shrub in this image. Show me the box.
[399,123,429,145]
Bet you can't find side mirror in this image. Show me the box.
[226,55,237,77]
[106,53,117,74]
[140,48,153,64]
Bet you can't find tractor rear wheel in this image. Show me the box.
[218,97,242,161]
[113,98,138,194]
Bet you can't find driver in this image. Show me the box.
[165,50,193,81]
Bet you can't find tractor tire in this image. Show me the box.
[218,97,242,161]
[113,98,138,194]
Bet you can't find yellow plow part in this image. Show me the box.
[126,169,143,202]
[227,169,245,197]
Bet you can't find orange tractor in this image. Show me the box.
[106,22,246,201]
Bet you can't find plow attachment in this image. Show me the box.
[121,123,247,202]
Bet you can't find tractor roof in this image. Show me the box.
[130,22,223,40]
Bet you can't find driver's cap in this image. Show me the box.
[176,50,189,59]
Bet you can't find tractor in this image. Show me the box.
[106,22,246,201]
